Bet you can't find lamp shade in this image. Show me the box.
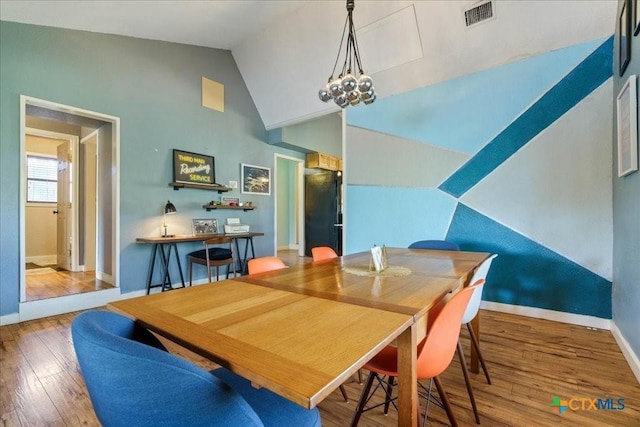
[164,200,177,215]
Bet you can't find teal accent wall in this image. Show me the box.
[345,38,614,319]
[0,21,298,315]
[447,204,612,318]
[612,1,640,365]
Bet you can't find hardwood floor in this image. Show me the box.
[25,268,114,302]
[2,251,637,426]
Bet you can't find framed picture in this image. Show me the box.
[241,164,271,195]
[620,0,631,76]
[616,75,638,177]
[221,196,240,205]
[635,0,640,35]
[173,149,216,185]
[192,218,218,234]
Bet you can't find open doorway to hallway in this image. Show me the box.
[20,96,121,317]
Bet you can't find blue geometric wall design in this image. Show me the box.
[439,37,614,198]
[447,204,612,318]
[346,37,614,319]
[347,38,606,154]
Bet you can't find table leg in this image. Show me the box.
[145,244,159,295]
[159,244,173,291]
[397,323,418,427]
[234,237,255,275]
[171,243,186,288]
[470,314,480,374]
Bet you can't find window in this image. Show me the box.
[27,155,57,203]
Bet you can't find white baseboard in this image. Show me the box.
[15,288,122,323]
[480,301,612,330]
[0,312,20,326]
[610,321,640,385]
[96,271,113,284]
[25,255,56,265]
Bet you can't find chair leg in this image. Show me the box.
[457,340,480,423]
[351,372,376,427]
[383,376,395,414]
[339,385,349,402]
[467,322,491,384]
[188,261,193,286]
[433,376,458,427]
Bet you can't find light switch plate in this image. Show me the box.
[228,180,238,189]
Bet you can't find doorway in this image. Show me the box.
[19,96,121,321]
[274,154,305,259]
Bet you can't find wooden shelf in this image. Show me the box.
[203,204,255,212]
[169,182,230,193]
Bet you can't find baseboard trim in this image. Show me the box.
[25,255,56,265]
[0,312,20,326]
[610,321,640,385]
[16,288,122,323]
[96,271,113,284]
[480,301,611,330]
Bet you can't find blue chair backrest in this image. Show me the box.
[72,310,264,427]
[409,240,461,251]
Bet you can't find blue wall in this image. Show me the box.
[612,0,640,367]
[0,21,301,316]
[346,37,614,319]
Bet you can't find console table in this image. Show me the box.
[137,232,264,294]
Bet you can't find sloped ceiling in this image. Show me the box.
[1,1,617,130]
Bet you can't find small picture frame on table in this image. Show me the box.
[192,218,218,235]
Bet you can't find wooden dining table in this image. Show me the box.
[108,247,489,426]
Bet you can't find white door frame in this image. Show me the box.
[273,154,305,257]
[19,95,121,321]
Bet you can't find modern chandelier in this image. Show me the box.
[318,0,376,108]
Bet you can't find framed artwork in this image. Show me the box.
[616,74,638,177]
[635,0,640,35]
[192,218,218,234]
[221,196,240,205]
[241,163,271,195]
[620,0,631,76]
[173,149,216,185]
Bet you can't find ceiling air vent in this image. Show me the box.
[464,1,494,27]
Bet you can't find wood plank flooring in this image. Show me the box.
[25,269,114,302]
[2,250,638,426]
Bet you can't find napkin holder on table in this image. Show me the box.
[369,245,388,272]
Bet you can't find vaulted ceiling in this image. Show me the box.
[1,1,617,130]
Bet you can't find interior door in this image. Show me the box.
[305,171,341,256]
[57,141,71,271]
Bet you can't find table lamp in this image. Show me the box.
[163,200,177,237]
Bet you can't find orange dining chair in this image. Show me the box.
[247,256,287,275]
[350,280,484,427]
[187,236,236,285]
[311,246,338,261]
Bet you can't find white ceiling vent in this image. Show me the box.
[464,1,495,27]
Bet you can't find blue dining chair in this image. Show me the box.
[408,239,461,251]
[72,310,321,427]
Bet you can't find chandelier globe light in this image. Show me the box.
[318,0,376,108]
